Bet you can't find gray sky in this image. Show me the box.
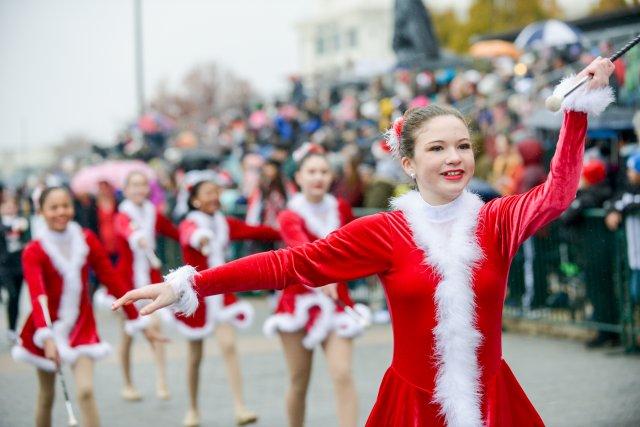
[1,0,594,151]
[0,0,312,150]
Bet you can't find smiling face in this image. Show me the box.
[124,172,150,205]
[41,188,75,232]
[401,115,474,205]
[190,181,221,215]
[295,154,333,203]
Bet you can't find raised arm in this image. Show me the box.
[113,212,393,316]
[486,58,614,258]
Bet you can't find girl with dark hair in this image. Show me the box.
[12,186,161,427]
[175,178,280,426]
[114,58,614,426]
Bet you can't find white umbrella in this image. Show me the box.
[515,19,584,50]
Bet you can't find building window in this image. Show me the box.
[348,28,358,48]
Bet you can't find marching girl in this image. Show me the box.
[175,178,280,426]
[114,171,179,401]
[262,143,370,427]
[114,58,614,427]
[12,186,160,427]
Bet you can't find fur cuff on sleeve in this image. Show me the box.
[33,327,53,348]
[164,265,199,317]
[124,315,151,336]
[553,74,614,116]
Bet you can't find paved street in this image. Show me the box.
[1,298,639,427]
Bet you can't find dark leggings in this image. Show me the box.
[4,272,23,331]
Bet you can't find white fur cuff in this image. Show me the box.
[33,327,53,348]
[165,265,199,317]
[189,228,214,250]
[124,315,151,336]
[553,74,614,116]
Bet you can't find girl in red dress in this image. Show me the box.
[175,178,280,426]
[114,58,615,427]
[259,146,370,427]
[12,186,159,427]
[114,171,179,401]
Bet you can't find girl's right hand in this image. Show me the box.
[43,338,60,367]
[112,282,178,316]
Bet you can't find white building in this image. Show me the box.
[296,0,396,83]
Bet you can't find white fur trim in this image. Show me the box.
[119,200,157,288]
[263,292,336,349]
[392,190,485,427]
[211,298,255,330]
[287,193,340,238]
[187,211,230,267]
[174,319,214,340]
[333,303,371,339]
[124,315,151,336]
[553,74,614,116]
[11,345,57,372]
[33,327,53,349]
[165,265,200,317]
[93,287,116,310]
[38,222,89,344]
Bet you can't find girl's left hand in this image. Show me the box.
[578,56,615,90]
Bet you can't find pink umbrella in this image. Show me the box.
[71,160,157,195]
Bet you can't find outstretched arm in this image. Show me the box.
[112,213,393,316]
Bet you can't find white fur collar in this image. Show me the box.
[391,190,485,427]
[119,199,157,248]
[287,193,340,238]
[187,210,229,267]
[38,222,89,333]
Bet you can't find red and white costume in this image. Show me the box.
[262,193,371,349]
[171,211,280,339]
[114,200,179,294]
[165,81,612,426]
[12,222,148,372]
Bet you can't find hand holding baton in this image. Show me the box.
[546,33,640,111]
[37,295,79,427]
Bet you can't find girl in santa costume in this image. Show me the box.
[114,171,179,401]
[12,186,161,427]
[260,143,370,427]
[113,58,615,427]
[175,178,280,427]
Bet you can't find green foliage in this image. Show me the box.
[431,0,560,53]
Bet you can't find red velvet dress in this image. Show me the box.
[171,211,280,339]
[12,223,146,372]
[114,200,179,291]
[176,111,588,426]
[263,194,371,349]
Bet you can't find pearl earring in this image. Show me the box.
[410,172,416,180]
